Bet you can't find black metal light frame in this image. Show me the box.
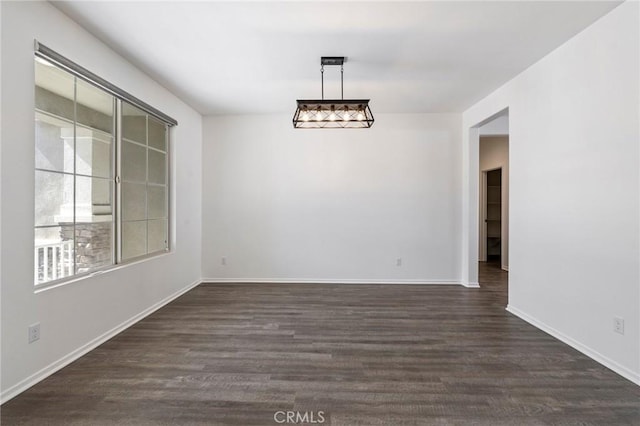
[293,57,374,129]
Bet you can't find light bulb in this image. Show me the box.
[301,111,309,122]
[343,108,350,121]
[357,111,364,121]
[329,106,336,121]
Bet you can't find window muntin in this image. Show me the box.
[34,54,171,287]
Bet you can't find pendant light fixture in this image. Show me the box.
[293,57,374,129]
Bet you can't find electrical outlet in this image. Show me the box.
[614,317,624,335]
[396,258,402,267]
[221,256,227,266]
[28,323,40,344]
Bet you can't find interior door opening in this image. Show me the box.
[477,114,509,293]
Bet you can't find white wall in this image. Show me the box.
[479,136,509,270]
[479,115,509,136]
[0,1,203,401]
[462,1,639,383]
[202,113,463,284]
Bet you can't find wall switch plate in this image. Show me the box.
[28,323,40,343]
[396,258,402,267]
[614,317,624,335]
[221,256,227,266]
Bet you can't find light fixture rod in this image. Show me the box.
[319,57,346,101]
[321,64,324,100]
[341,65,344,100]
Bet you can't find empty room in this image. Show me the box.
[1,1,639,424]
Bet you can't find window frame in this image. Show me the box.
[34,42,176,289]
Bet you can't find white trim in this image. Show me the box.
[478,132,508,137]
[506,304,640,386]
[501,265,509,272]
[202,278,463,286]
[462,281,481,288]
[0,279,202,404]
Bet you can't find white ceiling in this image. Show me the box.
[52,1,620,116]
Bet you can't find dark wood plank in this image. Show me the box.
[2,263,639,425]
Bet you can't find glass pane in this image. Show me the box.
[35,112,74,174]
[148,150,166,184]
[148,219,167,253]
[122,221,147,260]
[35,170,74,227]
[75,176,112,222]
[122,140,147,183]
[148,117,166,151]
[76,127,112,178]
[122,103,147,144]
[35,58,75,122]
[122,182,146,221]
[147,185,166,219]
[35,227,75,285]
[74,223,113,274]
[75,79,114,134]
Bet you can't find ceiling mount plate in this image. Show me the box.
[321,56,345,66]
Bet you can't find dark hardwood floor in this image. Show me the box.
[2,264,639,425]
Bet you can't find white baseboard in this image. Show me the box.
[501,265,509,272]
[462,281,480,288]
[0,279,202,404]
[506,304,640,386]
[202,278,463,286]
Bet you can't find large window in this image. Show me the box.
[34,44,175,286]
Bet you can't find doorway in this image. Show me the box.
[477,114,509,292]
[461,107,510,288]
